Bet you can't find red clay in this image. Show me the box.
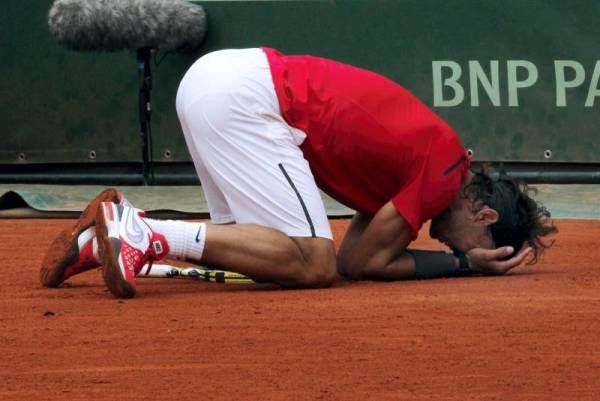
[1,219,599,401]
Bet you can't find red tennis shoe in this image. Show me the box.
[95,202,169,298]
[40,188,124,287]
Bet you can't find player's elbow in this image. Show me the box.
[336,257,369,280]
[336,249,364,279]
[336,253,355,279]
[337,264,360,280]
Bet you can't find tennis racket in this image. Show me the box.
[139,263,254,284]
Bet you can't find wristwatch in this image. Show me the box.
[452,250,472,276]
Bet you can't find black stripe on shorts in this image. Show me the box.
[278,163,316,237]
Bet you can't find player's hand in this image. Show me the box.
[466,245,532,275]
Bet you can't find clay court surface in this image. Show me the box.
[1,218,599,400]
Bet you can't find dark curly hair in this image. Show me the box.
[464,171,557,263]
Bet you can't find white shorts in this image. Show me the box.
[176,48,332,239]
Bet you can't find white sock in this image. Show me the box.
[142,218,207,261]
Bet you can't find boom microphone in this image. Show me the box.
[48,0,207,52]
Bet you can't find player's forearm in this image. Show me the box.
[338,203,413,279]
[339,251,392,279]
[357,252,416,280]
[349,250,471,281]
[338,241,412,279]
[338,234,405,279]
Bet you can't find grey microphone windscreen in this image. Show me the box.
[48,0,207,52]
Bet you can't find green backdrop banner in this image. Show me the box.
[1,0,599,164]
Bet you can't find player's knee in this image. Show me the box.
[289,237,337,288]
[298,259,337,288]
